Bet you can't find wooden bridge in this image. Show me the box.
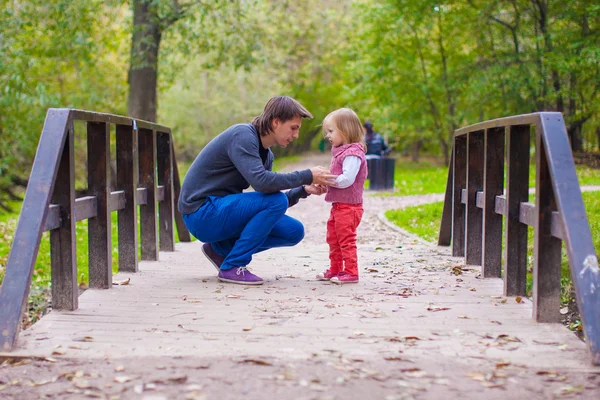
[0,110,599,399]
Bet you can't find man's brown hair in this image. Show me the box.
[252,96,313,136]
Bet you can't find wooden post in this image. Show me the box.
[466,131,484,265]
[87,122,112,288]
[482,127,505,277]
[452,136,467,257]
[158,131,175,251]
[138,128,159,260]
[50,122,78,310]
[116,124,139,272]
[504,125,530,296]
[533,129,562,322]
[438,149,453,246]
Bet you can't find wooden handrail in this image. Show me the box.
[0,109,190,352]
[438,112,599,365]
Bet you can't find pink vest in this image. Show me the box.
[325,143,367,204]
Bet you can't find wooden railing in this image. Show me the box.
[0,109,191,352]
[438,112,599,365]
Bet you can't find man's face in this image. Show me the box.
[272,116,302,147]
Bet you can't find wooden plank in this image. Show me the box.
[538,114,600,364]
[136,187,148,205]
[50,122,78,311]
[44,205,61,231]
[70,110,171,135]
[438,150,453,246]
[116,124,139,272]
[109,190,126,211]
[466,130,484,266]
[87,121,112,290]
[504,124,530,297]
[452,136,467,257]
[156,185,165,202]
[532,129,562,323]
[482,127,505,278]
[157,132,175,251]
[138,128,159,261]
[0,109,71,352]
[476,191,483,208]
[495,195,507,216]
[75,196,97,222]
[172,145,191,242]
[519,202,536,226]
[455,112,543,136]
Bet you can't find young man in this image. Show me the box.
[178,96,336,285]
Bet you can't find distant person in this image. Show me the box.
[316,108,368,284]
[364,120,390,159]
[178,96,336,285]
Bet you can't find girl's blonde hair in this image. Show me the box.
[322,108,366,150]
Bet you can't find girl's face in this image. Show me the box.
[325,124,346,147]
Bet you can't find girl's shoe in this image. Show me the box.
[330,273,359,284]
[316,269,338,281]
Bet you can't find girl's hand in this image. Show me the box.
[304,184,327,196]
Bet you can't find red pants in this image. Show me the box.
[326,203,363,276]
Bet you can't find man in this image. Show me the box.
[364,121,390,159]
[178,96,336,285]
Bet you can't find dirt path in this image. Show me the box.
[1,153,599,400]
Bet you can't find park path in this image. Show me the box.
[1,153,599,400]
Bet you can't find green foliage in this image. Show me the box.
[0,0,129,209]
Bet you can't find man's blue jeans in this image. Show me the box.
[182,192,305,271]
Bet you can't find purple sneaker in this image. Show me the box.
[201,243,225,272]
[218,267,263,285]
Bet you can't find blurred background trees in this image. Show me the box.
[1,0,599,211]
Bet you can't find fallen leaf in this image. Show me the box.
[114,376,133,383]
[515,296,523,303]
[458,315,469,319]
[426,306,450,312]
[560,307,569,315]
[112,278,130,286]
[73,336,94,342]
[240,359,272,366]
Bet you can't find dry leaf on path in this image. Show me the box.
[112,278,130,286]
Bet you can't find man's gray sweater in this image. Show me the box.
[178,123,314,214]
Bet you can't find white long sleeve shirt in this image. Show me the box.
[333,156,361,189]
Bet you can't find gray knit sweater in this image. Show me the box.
[178,123,313,214]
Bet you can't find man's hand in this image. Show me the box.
[304,184,327,196]
[310,166,337,186]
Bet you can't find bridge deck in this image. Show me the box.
[5,193,592,367]
[2,192,599,399]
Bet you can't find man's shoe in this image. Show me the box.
[330,273,359,284]
[218,267,264,285]
[201,243,225,272]
[316,269,338,281]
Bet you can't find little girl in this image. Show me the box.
[317,108,368,284]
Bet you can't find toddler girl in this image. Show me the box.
[317,108,367,284]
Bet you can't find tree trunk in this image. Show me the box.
[568,123,584,152]
[411,141,422,163]
[596,127,600,152]
[128,0,162,122]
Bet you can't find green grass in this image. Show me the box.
[382,159,448,196]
